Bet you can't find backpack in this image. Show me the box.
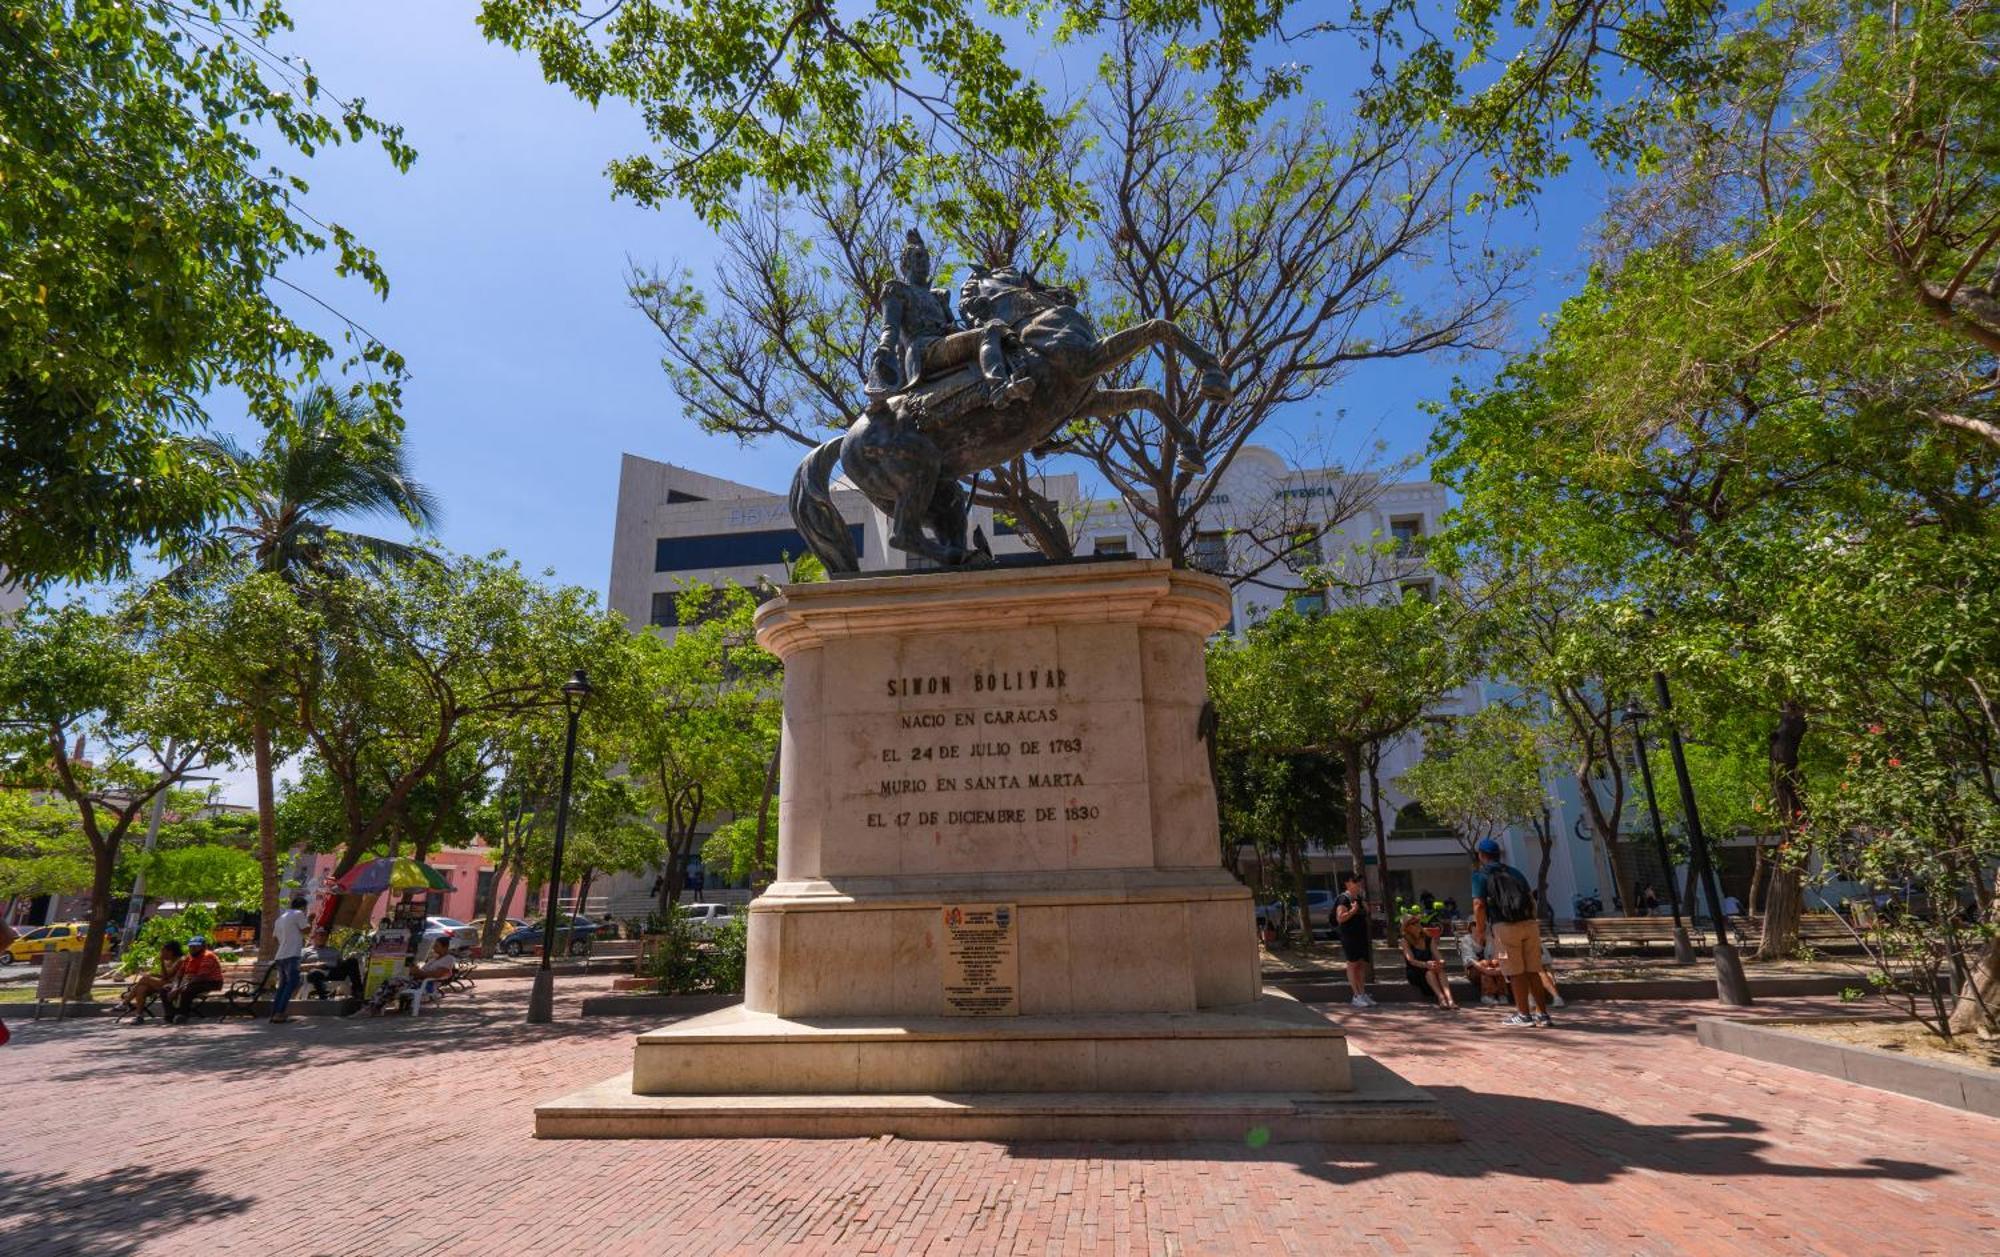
[1484,864,1536,924]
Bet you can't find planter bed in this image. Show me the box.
[1697,1015,1999,1118]
[577,991,745,1019]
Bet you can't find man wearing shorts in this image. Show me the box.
[1334,870,1375,1007]
[1471,838,1552,1027]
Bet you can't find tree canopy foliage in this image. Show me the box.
[2,2,415,586]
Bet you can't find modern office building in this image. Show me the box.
[607,447,1617,915]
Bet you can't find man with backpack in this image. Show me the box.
[1471,837,1553,1027]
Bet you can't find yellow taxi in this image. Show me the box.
[0,921,101,965]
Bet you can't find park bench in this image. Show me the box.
[1582,916,1715,957]
[1751,913,1866,954]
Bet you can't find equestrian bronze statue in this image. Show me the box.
[789,230,1230,573]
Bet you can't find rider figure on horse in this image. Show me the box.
[868,229,1035,411]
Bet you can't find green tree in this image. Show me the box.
[1399,702,1559,908]
[1208,597,1469,911]
[0,789,92,911]
[2,2,414,585]
[609,583,781,913]
[0,601,229,995]
[277,551,633,879]
[159,384,439,954]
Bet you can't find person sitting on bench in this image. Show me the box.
[303,928,363,1000]
[121,940,184,1020]
[164,937,225,1024]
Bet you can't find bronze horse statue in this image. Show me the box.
[790,265,1230,573]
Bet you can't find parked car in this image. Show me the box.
[466,916,529,943]
[682,903,738,937]
[1,922,98,965]
[499,916,601,957]
[1253,891,1335,929]
[420,917,480,955]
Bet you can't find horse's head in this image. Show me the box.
[961,265,1076,322]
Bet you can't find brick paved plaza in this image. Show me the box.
[2,983,1994,1256]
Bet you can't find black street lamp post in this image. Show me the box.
[1647,669,1753,1006]
[527,669,593,1025]
[1623,704,1697,965]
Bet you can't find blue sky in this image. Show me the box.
[236,2,1610,598]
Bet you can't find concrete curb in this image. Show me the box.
[1271,974,1860,1004]
[1696,1016,1999,1118]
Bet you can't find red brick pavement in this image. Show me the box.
[1,985,1993,1256]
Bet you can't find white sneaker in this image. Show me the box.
[1350,995,1370,1008]
[1550,994,1566,1008]
[1502,1012,1536,1027]
[1480,995,1501,1006]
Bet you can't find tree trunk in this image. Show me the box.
[1288,838,1312,946]
[1532,810,1555,923]
[1366,743,1391,908]
[1747,832,1771,917]
[485,852,526,955]
[1948,866,2000,1037]
[1756,703,1809,960]
[70,845,118,1001]
[1577,768,1637,915]
[252,713,282,962]
[1341,741,1368,890]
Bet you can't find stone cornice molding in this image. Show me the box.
[754,559,1230,660]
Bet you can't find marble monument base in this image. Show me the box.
[539,560,1454,1142]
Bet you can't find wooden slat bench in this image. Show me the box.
[1582,916,1712,957]
[1751,913,1867,953]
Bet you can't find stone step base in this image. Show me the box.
[536,1053,1456,1144]
[632,994,1350,1095]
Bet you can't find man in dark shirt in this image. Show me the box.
[1334,870,1375,1007]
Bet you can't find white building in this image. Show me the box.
[607,448,1610,914]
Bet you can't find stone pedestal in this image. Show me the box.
[538,560,1455,1143]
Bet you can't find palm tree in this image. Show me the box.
[177,385,440,954]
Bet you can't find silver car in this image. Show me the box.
[682,903,738,938]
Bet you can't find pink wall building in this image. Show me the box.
[294,843,575,925]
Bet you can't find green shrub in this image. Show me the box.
[642,904,748,995]
[119,905,219,975]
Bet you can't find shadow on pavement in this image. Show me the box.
[1290,1087,1954,1187]
[0,1167,252,1257]
[998,1086,1951,1188]
[35,993,626,1087]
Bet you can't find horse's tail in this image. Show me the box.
[788,436,860,574]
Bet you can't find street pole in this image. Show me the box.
[527,670,591,1025]
[120,766,216,952]
[1625,712,1697,965]
[120,787,172,950]
[1651,670,1753,1006]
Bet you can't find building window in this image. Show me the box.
[1190,531,1229,573]
[1399,579,1434,603]
[654,526,863,572]
[1093,535,1130,556]
[649,591,678,626]
[665,489,707,504]
[1389,515,1425,553]
[1281,531,1319,574]
[1290,591,1325,616]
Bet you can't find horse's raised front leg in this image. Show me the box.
[1075,386,1208,475]
[1092,319,1232,405]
